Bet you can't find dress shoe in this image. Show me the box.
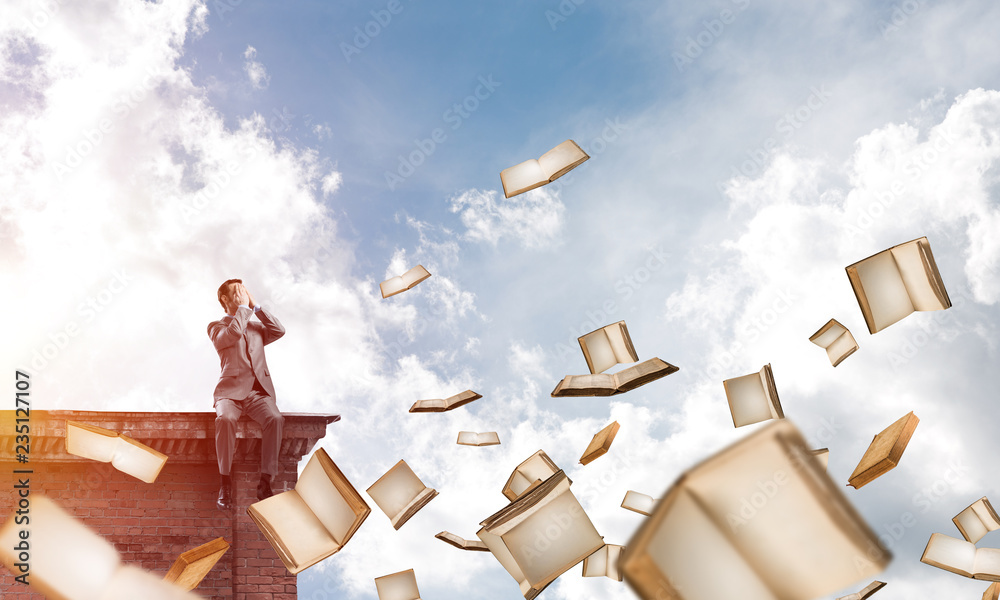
[256,476,274,501]
[217,484,233,510]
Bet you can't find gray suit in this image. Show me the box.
[208,305,285,476]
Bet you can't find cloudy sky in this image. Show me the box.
[3,0,1000,598]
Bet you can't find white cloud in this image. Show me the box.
[321,170,342,197]
[242,44,269,89]
[449,187,565,249]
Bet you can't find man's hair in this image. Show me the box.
[217,278,242,309]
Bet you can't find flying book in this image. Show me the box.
[986,582,1000,600]
[374,568,421,600]
[583,544,625,581]
[578,320,639,374]
[0,495,202,600]
[502,449,559,502]
[456,431,500,446]
[478,470,605,599]
[847,411,919,489]
[809,319,859,367]
[367,459,438,530]
[500,139,589,198]
[954,497,1000,544]
[247,447,370,574]
[722,364,783,428]
[409,390,482,413]
[551,358,679,397]
[65,420,168,484]
[920,532,1000,581]
[580,421,620,465]
[845,236,951,334]
[621,491,658,516]
[162,537,229,591]
[836,580,886,600]
[620,419,890,600]
[435,531,490,552]
[380,264,431,299]
[812,448,830,470]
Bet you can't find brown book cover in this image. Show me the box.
[551,358,678,397]
[409,389,482,413]
[579,421,620,465]
[809,318,859,367]
[985,582,1000,600]
[836,580,886,600]
[501,450,559,502]
[847,412,919,489]
[435,531,490,552]
[163,537,230,591]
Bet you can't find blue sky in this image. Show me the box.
[4,0,1000,598]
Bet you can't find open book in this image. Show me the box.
[551,358,679,397]
[456,431,500,446]
[836,580,886,600]
[409,390,482,413]
[578,321,639,374]
[502,449,559,501]
[809,319,859,367]
[478,470,605,599]
[367,460,438,529]
[247,448,370,574]
[0,495,202,600]
[583,544,625,581]
[163,537,229,591]
[580,421,620,465]
[954,497,1000,544]
[986,582,1000,600]
[374,568,422,600]
[845,236,951,334]
[847,412,919,489]
[921,533,1000,581]
[621,420,890,600]
[435,531,490,552]
[722,364,783,428]
[380,264,431,299]
[500,140,590,198]
[65,420,168,483]
[621,491,658,516]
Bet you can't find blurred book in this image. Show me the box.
[409,390,482,413]
[367,459,438,529]
[551,358,679,397]
[374,568,421,600]
[621,491,658,516]
[845,236,951,334]
[65,420,168,483]
[921,533,1000,580]
[435,531,490,552]
[380,264,431,299]
[621,420,890,600]
[812,448,830,470]
[247,447,370,574]
[500,139,589,198]
[836,580,886,600]
[580,421,620,465]
[457,431,500,446]
[578,320,639,374]
[502,449,559,502]
[163,537,229,591]
[0,495,201,600]
[847,412,919,489]
[723,364,783,428]
[985,582,1000,600]
[809,319,859,367]
[478,470,605,599]
[583,544,624,581]
[954,497,1000,544]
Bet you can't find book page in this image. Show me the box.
[250,491,336,571]
[956,507,991,544]
[827,332,858,366]
[0,495,121,600]
[501,159,547,197]
[724,372,772,427]
[852,249,914,331]
[890,239,947,311]
[477,527,528,590]
[400,265,430,288]
[580,329,618,374]
[582,545,609,577]
[65,421,118,464]
[368,461,428,522]
[537,140,588,181]
[102,566,198,600]
[295,454,363,546]
[921,533,975,577]
[975,548,1000,580]
[607,322,638,365]
[614,357,679,392]
[553,373,618,396]
[810,320,847,348]
[622,490,656,515]
[111,436,167,483]
[374,569,421,600]
[379,277,404,298]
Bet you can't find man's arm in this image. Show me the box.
[208,307,253,352]
[255,306,285,345]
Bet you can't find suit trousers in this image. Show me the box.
[215,388,284,477]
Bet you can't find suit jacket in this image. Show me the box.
[208,305,285,405]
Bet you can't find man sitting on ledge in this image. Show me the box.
[209,279,285,510]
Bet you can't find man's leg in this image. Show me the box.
[215,398,242,509]
[243,389,284,497]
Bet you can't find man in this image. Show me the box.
[208,279,285,510]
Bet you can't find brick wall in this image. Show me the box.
[0,411,338,600]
